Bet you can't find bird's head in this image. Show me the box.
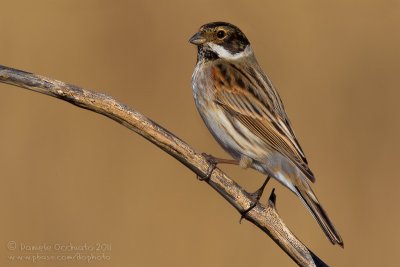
[189,22,252,60]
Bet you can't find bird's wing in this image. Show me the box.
[211,61,315,182]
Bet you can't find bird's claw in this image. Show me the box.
[239,176,271,223]
[197,153,218,181]
[239,201,257,223]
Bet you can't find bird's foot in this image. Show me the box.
[197,153,239,181]
[202,153,240,166]
[240,176,271,223]
[197,154,218,182]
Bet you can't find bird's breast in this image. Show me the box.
[191,61,269,162]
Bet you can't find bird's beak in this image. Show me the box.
[189,31,206,45]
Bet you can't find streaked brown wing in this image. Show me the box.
[211,62,315,182]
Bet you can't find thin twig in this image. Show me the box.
[0,65,328,267]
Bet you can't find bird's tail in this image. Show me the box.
[295,186,344,247]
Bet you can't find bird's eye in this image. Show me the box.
[216,30,226,39]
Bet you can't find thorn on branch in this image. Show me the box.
[269,188,277,208]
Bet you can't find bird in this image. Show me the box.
[189,21,343,247]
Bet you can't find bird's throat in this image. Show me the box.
[198,46,219,61]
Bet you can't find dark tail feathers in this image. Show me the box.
[295,186,344,247]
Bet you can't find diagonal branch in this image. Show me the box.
[0,65,328,267]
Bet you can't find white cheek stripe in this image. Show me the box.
[208,43,252,60]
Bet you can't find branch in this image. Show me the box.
[0,65,328,267]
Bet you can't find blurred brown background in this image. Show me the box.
[1,1,399,266]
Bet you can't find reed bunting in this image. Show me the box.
[189,22,343,247]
